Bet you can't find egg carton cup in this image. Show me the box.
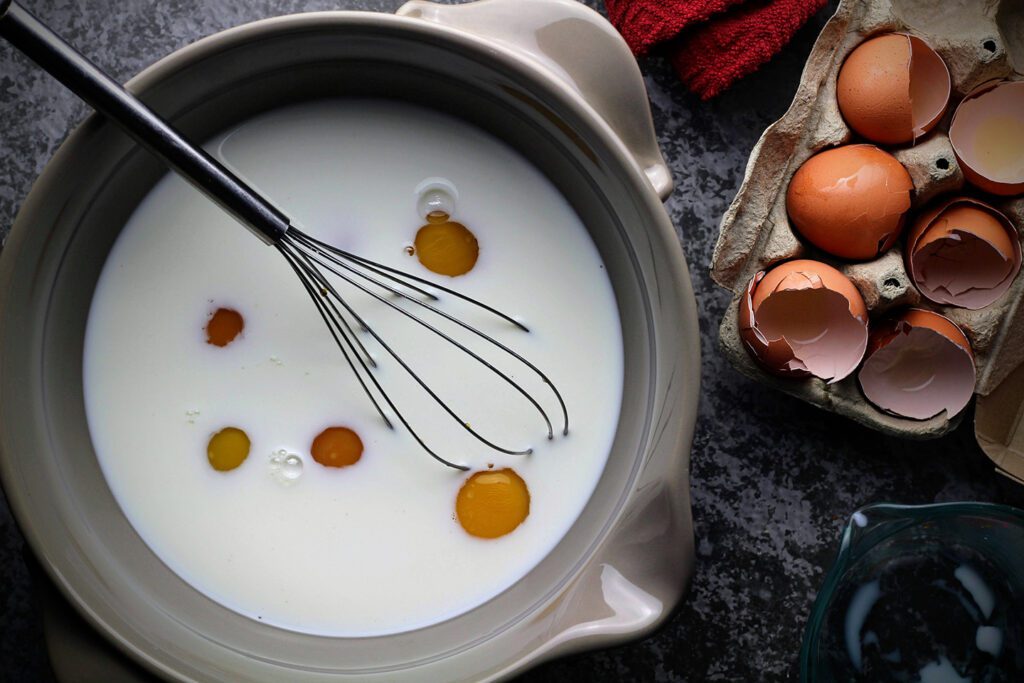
[711,0,1024,438]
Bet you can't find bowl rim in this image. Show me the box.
[0,9,701,682]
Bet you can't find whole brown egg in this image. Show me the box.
[786,144,913,261]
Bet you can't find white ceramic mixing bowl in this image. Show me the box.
[0,1,700,680]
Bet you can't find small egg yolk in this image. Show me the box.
[207,427,250,472]
[311,427,363,468]
[455,468,530,539]
[206,307,244,347]
[413,212,479,277]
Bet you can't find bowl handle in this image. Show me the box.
[395,0,674,201]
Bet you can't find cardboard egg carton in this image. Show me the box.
[712,0,1024,440]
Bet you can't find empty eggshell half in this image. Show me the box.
[949,80,1024,196]
[906,197,1021,309]
[739,259,868,382]
[858,309,975,420]
[836,33,950,145]
[786,145,914,260]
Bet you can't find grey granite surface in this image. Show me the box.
[1,1,1022,682]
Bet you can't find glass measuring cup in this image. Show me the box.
[801,502,1024,682]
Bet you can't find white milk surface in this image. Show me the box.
[83,99,624,637]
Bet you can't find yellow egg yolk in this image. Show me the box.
[311,427,363,468]
[413,211,479,277]
[207,427,250,471]
[206,307,244,347]
[455,468,530,539]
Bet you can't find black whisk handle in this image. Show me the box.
[0,1,290,244]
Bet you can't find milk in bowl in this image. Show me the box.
[83,98,624,637]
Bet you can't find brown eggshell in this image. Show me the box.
[907,36,952,140]
[739,260,868,382]
[838,34,912,144]
[739,271,807,378]
[786,145,914,260]
[858,309,975,420]
[836,34,950,145]
[906,197,1021,309]
[949,80,1024,196]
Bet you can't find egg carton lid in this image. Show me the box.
[976,362,1024,486]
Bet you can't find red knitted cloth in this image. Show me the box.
[605,0,828,99]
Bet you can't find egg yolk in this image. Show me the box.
[455,468,530,539]
[207,427,250,472]
[206,307,244,347]
[311,427,363,468]
[413,211,479,277]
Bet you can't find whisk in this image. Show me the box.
[0,1,567,470]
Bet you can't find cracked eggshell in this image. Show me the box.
[858,309,976,420]
[949,80,1024,196]
[739,260,868,382]
[786,145,914,260]
[906,197,1021,309]
[837,33,951,145]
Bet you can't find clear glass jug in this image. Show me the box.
[802,502,1024,682]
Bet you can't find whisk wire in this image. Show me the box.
[290,230,570,436]
[295,232,529,332]
[290,232,556,441]
[286,236,535,460]
[323,250,441,302]
[277,243,391,428]
[279,240,471,471]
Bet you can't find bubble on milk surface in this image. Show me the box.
[269,449,303,485]
[414,177,458,219]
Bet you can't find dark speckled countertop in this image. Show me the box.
[2,1,1022,681]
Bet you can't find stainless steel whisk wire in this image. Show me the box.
[0,0,568,470]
